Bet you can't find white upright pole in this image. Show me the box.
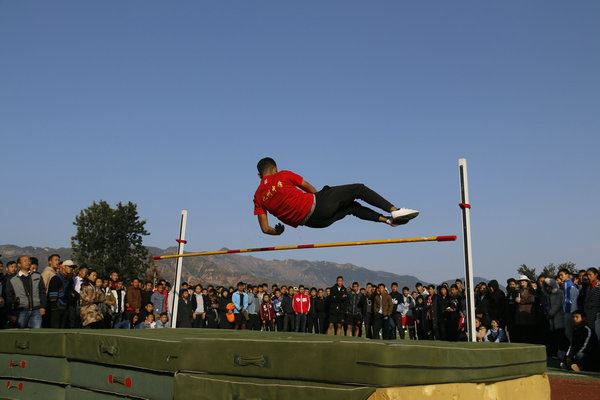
[458,159,476,342]
[171,209,188,328]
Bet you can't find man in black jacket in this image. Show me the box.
[327,276,348,336]
[363,283,375,339]
[281,288,295,332]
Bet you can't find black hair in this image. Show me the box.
[257,157,277,176]
[587,267,599,275]
[352,281,359,286]
[415,282,423,287]
[377,283,385,288]
[48,254,60,262]
[336,276,343,281]
[237,281,245,287]
[507,278,516,285]
[29,257,39,265]
[402,286,410,292]
[298,285,304,289]
[450,284,458,290]
[558,268,571,276]
[455,279,464,284]
[391,282,398,287]
[572,310,586,319]
[427,284,435,290]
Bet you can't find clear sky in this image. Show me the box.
[1,1,599,283]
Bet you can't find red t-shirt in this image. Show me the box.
[253,170,314,228]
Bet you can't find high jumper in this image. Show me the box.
[253,157,420,236]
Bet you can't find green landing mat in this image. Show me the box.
[65,387,139,400]
[68,361,174,400]
[173,373,376,400]
[0,378,65,400]
[0,354,69,384]
[0,330,67,357]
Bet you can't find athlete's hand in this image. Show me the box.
[274,223,285,235]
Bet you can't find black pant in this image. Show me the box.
[283,314,295,332]
[248,314,260,331]
[364,313,373,339]
[373,314,387,339]
[305,184,394,228]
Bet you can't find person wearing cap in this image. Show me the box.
[47,260,75,328]
[513,275,536,343]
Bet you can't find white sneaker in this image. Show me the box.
[391,208,419,224]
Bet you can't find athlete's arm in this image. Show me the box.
[299,180,317,194]
[257,213,285,235]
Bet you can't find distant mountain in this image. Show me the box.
[0,244,492,290]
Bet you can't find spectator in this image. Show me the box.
[293,285,310,333]
[363,283,375,339]
[398,286,416,340]
[346,281,364,337]
[155,312,170,328]
[327,276,348,336]
[487,280,506,327]
[413,295,427,340]
[29,257,39,273]
[218,289,233,329]
[438,286,450,340]
[141,281,153,309]
[79,270,106,329]
[47,259,74,328]
[246,285,260,331]
[281,287,295,332]
[425,284,440,340]
[444,284,463,341]
[260,294,276,331]
[389,282,402,339]
[205,289,220,329]
[312,288,326,334]
[108,271,119,290]
[272,289,284,331]
[125,278,142,319]
[137,313,156,329]
[306,287,318,333]
[583,267,600,339]
[138,303,155,323]
[110,280,126,327]
[475,282,491,326]
[558,269,579,342]
[505,278,518,340]
[231,282,249,330]
[41,254,60,290]
[191,284,206,328]
[373,283,393,339]
[562,311,600,372]
[5,261,17,279]
[176,289,194,328]
[513,275,536,343]
[484,319,507,343]
[544,278,568,358]
[5,255,46,329]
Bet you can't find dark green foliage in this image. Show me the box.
[517,261,577,281]
[71,201,149,281]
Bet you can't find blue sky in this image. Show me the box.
[1,1,599,282]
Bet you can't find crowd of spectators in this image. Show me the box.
[0,254,598,372]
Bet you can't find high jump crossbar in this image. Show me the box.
[153,235,456,261]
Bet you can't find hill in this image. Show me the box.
[1,244,490,289]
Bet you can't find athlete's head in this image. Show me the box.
[257,157,277,178]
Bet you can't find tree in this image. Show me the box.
[71,201,149,281]
[517,264,537,282]
[557,262,578,274]
[541,263,557,279]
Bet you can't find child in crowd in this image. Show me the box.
[260,294,276,331]
[155,313,170,328]
[484,319,507,343]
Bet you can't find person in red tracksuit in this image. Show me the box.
[293,285,311,333]
[259,294,276,331]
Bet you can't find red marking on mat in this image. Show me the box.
[297,244,315,249]
[125,377,132,388]
[5,381,10,389]
[459,203,471,209]
[8,361,12,369]
[108,375,114,384]
[20,360,26,369]
[436,236,457,242]
[176,239,187,244]
[17,383,23,392]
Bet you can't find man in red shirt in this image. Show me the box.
[253,157,419,235]
[293,285,311,332]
